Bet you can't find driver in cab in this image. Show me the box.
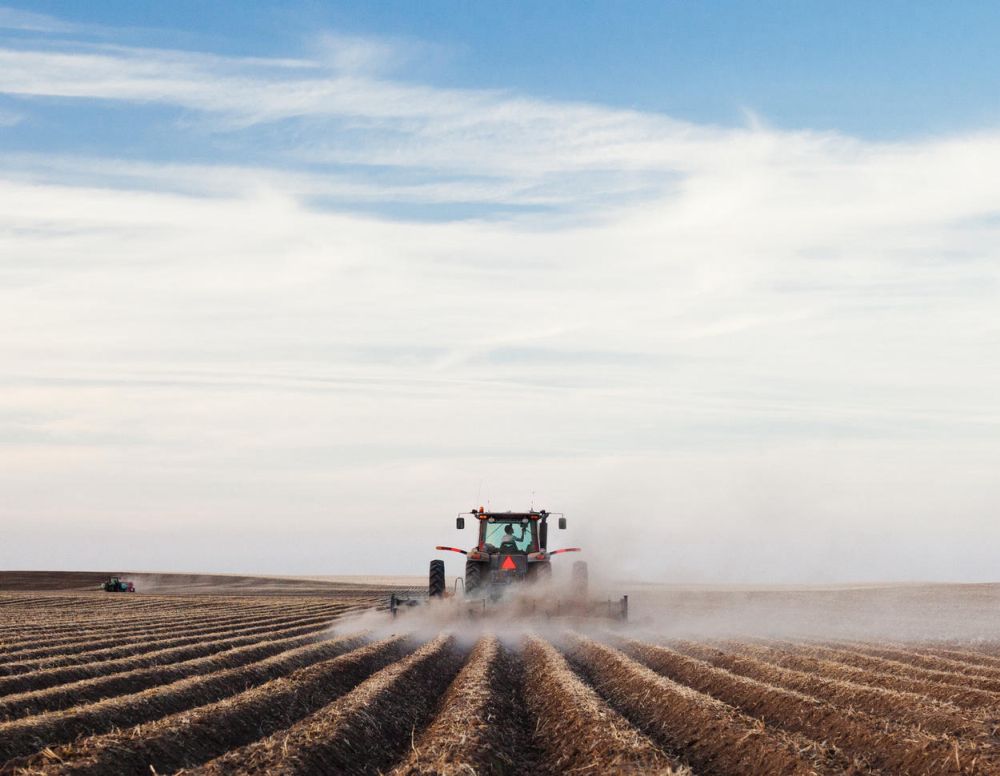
[499,523,525,553]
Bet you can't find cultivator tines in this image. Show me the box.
[386,590,629,623]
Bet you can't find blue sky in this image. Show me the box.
[7,1,1000,139]
[1,3,999,581]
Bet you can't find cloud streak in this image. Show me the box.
[0,5,78,33]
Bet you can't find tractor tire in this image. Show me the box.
[527,561,552,585]
[428,559,446,598]
[464,559,482,596]
[571,560,589,597]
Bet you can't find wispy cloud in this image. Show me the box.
[2,38,999,219]
[309,31,441,75]
[0,5,78,33]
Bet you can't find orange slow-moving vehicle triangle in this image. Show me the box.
[501,555,517,571]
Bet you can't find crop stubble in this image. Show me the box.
[619,637,996,775]
[5,591,1000,775]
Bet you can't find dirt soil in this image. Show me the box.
[3,574,1000,775]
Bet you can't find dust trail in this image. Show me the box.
[622,582,1000,642]
[326,575,633,649]
[331,573,1000,644]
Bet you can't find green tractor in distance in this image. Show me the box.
[431,507,588,600]
[100,576,136,593]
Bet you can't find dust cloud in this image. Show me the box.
[501,495,1000,642]
[331,559,1000,644]
[326,575,632,649]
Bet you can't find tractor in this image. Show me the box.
[387,507,626,620]
[431,507,589,600]
[100,576,135,593]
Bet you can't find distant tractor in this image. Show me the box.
[432,508,584,599]
[101,577,135,593]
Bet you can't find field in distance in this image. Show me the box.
[2,571,1000,774]
[0,570,420,596]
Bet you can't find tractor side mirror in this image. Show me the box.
[456,517,465,529]
[558,517,567,529]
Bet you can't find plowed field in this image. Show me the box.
[3,575,1000,775]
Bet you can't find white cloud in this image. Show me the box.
[0,5,77,33]
[310,31,438,75]
[1,25,999,581]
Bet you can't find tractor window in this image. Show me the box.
[484,520,534,552]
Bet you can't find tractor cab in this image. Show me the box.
[432,508,571,596]
[459,508,565,555]
[480,515,536,584]
[481,516,537,555]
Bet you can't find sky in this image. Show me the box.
[1,2,999,582]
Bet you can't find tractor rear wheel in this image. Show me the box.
[572,560,588,597]
[464,559,481,595]
[428,559,446,598]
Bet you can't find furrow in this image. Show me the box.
[0,620,337,698]
[794,643,1000,693]
[836,642,1000,681]
[391,636,540,776]
[565,634,848,775]
[0,611,344,675]
[620,637,994,775]
[0,608,346,669]
[0,626,357,720]
[187,635,464,776]
[0,602,345,659]
[735,643,1000,709]
[0,596,347,633]
[0,601,338,643]
[913,646,1000,672]
[673,640,986,738]
[521,636,685,776]
[8,636,408,776]
[0,631,366,767]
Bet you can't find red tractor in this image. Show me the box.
[430,507,588,600]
